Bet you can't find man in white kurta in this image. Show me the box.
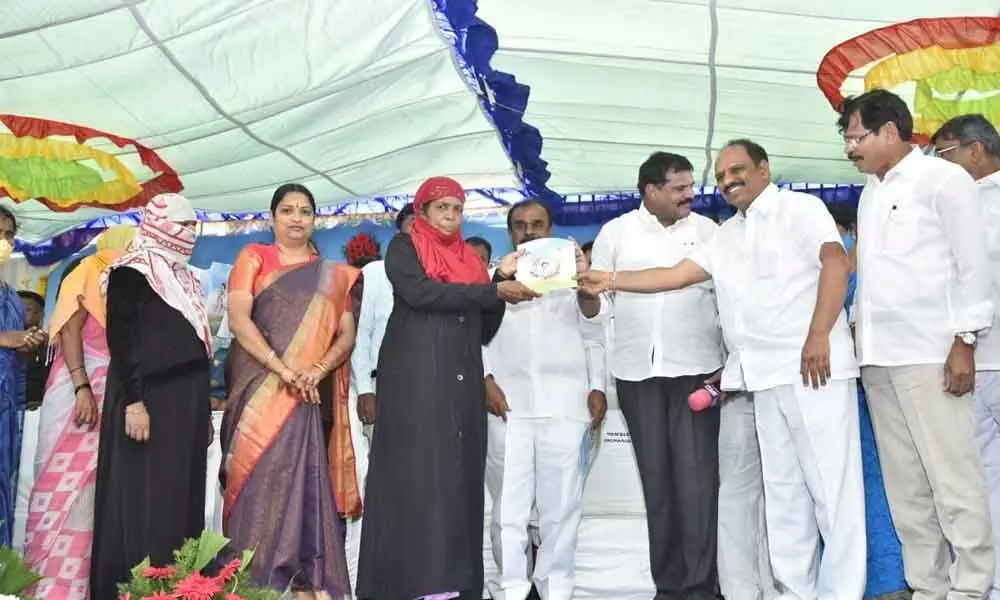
[841,90,995,599]
[580,140,867,599]
[484,199,606,600]
[932,114,1000,600]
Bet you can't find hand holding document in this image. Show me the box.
[515,238,577,293]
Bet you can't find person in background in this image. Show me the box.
[932,113,1000,600]
[484,200,605,600]
[17,291,48,411]
[357,176,537,600]
[221,183,358,597]
[0,206,47,547]
[90,195,213,598]
[826,203,858,317]
[580,139,867,599]
[466,236,492,266]
[588,152,725,600]
[24,225,135,599]
[841,89,994,598]
[827,198,909,598]
[353,203,413,427]
[345,232,382,269]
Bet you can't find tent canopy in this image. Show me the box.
[1,0,998,242]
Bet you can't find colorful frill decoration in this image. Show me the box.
[817,17,1000,144]
[0,114,182,212]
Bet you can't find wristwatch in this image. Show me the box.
[958,332,978,346]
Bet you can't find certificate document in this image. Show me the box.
[515,237,577,293]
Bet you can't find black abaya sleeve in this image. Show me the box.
[385,234,503,312]
[105,267,153,406]
[481,303,504,346]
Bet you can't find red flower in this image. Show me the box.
[141,593,174,600]
[217,558,241,581]
[141,565,177,580]
[118,594,132,600]
[173,572,223,600]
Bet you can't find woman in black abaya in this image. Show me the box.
[90,194,213,599]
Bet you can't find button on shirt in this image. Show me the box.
[855,149,993,366]
[351,260,393,396]
[483,289,605,422]
[975,171,1000,371]
[591,206,723,381]
[690,185,858,392]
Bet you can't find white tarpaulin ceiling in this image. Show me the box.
[1,0,998,243]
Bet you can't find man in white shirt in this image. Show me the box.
[352,203,414,425]
[484,199,606,600]
[587,231,775,599]
[840,89,995,599]
[580,139,867,599]
[588,152,725,599]
[931,113,1000,600]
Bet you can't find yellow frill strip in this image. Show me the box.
[0,133,141,208]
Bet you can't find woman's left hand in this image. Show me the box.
[297,364,329,405]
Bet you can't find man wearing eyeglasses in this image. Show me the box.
[931,113,1000,600]
[840,90,995,599]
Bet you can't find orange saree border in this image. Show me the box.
[223,263,362,521]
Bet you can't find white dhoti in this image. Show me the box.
[976,371,1000,600]
[718,393,777,600]
[754,379,867,600]
[486,416,590,600]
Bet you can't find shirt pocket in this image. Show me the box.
[882,207,919,255]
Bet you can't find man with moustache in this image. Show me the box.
[840,90,995,599]
[931,113,1000,600]
[579,140,866,599]
[587,152,724,599]
[483,199,606,600]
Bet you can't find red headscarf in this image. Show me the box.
[410,176,489,284]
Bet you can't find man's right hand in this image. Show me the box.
[497,281,540,304]
[358,393,377,425]
[485,376,510,421]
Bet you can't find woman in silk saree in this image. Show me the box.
[24,226,135,599]
[221,184,360,599]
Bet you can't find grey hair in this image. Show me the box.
[931,114,1000,159]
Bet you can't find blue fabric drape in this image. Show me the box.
[0,282,25,546]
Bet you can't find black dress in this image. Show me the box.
[357,234,504,600]
[90,267,211,599]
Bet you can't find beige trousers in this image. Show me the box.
[862,365,995,600]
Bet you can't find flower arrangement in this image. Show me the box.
[117,529,283,600]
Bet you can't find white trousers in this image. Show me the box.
[486,416,589,600]
[754,379,867,600]
[976,371,1000,600]
[718,393,777,600]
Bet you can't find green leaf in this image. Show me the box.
[239,547,256,574]
[193,529,230,572]
[129,556,151,581]
[0,546,42,594]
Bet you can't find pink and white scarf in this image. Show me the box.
[101,194,213,354]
